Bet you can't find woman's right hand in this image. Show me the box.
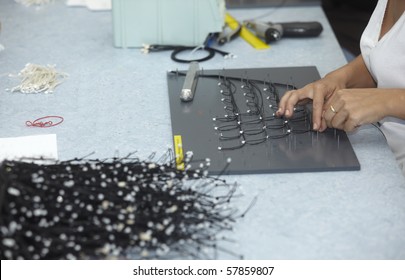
[276,56,376,132]
[276,75,344,131]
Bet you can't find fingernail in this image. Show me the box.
[285,109,290,116]
[313,123,319,131]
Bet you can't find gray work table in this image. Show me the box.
[0,1,404,259]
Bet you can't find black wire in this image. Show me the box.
[213,74,313,150]
[171,47,216,63]
[371,122,387,141]
[147,45,231,63]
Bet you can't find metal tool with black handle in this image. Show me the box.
[245,20,323,43]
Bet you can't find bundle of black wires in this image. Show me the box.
[0,152,245,259]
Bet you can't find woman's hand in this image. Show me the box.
[324,88,404,131]
[276,75,344,131]
[276,55,378,132]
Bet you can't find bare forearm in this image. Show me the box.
[384,89,405,120]
[324,55,377,89]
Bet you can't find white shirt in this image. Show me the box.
[360,0,405,175]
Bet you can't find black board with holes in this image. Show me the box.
[167,66,360,174]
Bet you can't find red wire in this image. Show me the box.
[26,116,64,128]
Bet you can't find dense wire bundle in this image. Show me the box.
[0,152,242,259]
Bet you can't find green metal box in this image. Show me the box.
[112,0,225,48]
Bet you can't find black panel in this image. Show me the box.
[167,66,360,175]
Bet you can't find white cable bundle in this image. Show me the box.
[10,63,68,94]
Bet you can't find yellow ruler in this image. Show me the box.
[174,135,185,171]
[225,13,269,50]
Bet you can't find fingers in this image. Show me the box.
[323,98,358,131]
[319,117,327,132]
[325,105,359,131]
[276,88,310,118]
[312,86,326,131]
[323,103,336,128]
[277,90,298,118]
[343,120,360,132]
[276,81,348,132]
[278,88,329,132]
[326,106,345,129]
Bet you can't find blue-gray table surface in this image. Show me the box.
[0,0,404,259]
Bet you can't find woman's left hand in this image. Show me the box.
[323,88,388,131]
